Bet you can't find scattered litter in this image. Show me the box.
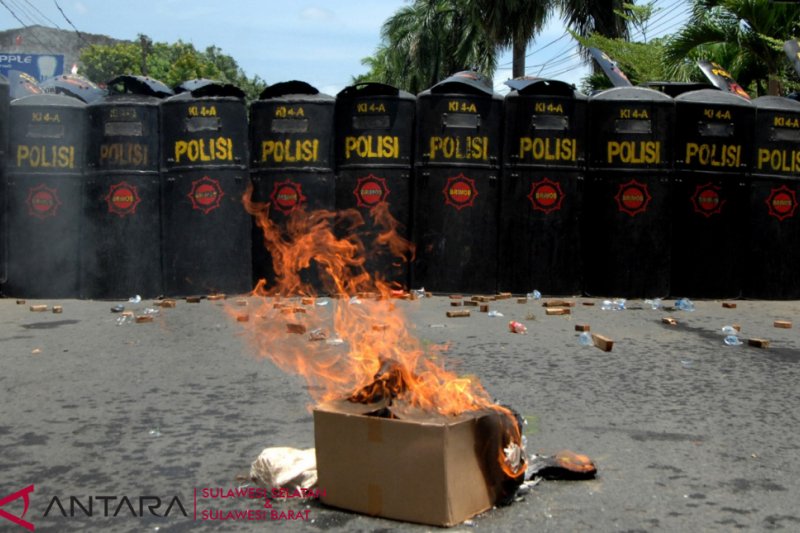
[496,292,512,300]
[449,294,463,300]
[543,300,575,308]
[644,298,663,310]
[142,307,160,315]
[723,335,743,346]
[207,294,226,301]
[479,304,489,313]
[186,296,202,303]
[450,301,463,307]
[447,310,470,318]
[487,310,504,317]
[575,324,590,332]
[325,337,345,345]
[135,315,154,324]
[674,297,695,312]
[309,328,328,341]
[287,323,307,335]
[591,334,614,352]
[148,428,162,437]
[349,296,363,305]
[600,298,626,311]
[774,320,792,329]
[16,299,25,305]
[236,314,249,322]
[411,288,425,299]
[464,300,478,307]
[662,317,677,326]
[249,447,317,491]
[578,332,592,346]
[526,450,597,480]
[31,348,42,355]
[315,298,330,306]
[372,323,389,332]
[128,295,142,304]
[428,324,446,328]
[111,305,125,313]
[721,325,738,335]
[545,308,570,316]
[508,321,527,334]
[302,297,315,305]
[29,305,47,312]
[116,313,134,326]
[748,338,770,349]
[527,290,542,300]
[722,302,737,309]
[681,359,693,369]
[159,299,176,308]
[52,305,63,314]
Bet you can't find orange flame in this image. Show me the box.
[236,184,524,476]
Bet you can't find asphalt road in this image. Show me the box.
[1,294,799,532]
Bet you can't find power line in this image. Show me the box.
[53,0,89,46]
[498,31,570,68]
[23,0,62,29]
[7,0,64,51]
[0,0,59,54]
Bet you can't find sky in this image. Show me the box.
[0,0,692,95]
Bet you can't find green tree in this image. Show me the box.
[573,32,668,91]
[471,0,550,78]
[664,0,800,96]
[80,35,266,100]
[354,0,498,94]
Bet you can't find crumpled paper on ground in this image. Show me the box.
[249,446,318,492]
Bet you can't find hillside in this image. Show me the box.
[0,24,126,73]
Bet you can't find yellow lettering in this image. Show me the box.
[15,144,76,169]
[685,143,741,168]
[607,141,661,165]
[174,137,234,163]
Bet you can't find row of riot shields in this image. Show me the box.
[1,73,799,300]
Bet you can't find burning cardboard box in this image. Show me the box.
[237,196,526,525]
[314,399,522,527]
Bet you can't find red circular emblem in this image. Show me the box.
[105,181,141,217]
[354,174,390,208]
[187,176,225,214]
[690,183,725,217]
[443,173,478,210]
[527,178,564,214]
[270,179,307,215]
[765,185,798,221]
[614,179,651,216]
[26,184,62,219]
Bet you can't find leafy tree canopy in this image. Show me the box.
[80,35,267,100]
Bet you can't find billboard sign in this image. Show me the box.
[0,53,65,82]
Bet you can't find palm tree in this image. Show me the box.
[557,0,632,51]
[664,0,800,95]
[357,0,498,94]
[470,0,550,78]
